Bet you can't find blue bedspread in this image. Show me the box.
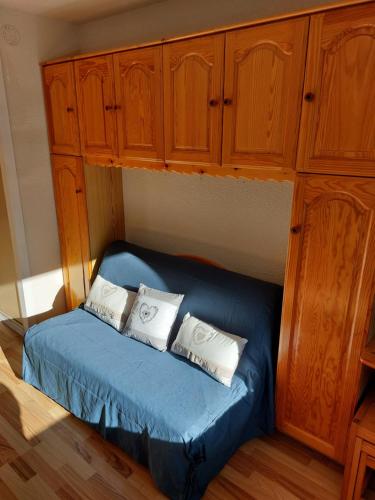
[23,241,282,499]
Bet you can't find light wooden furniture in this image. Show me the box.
[113,46,164,168]
[163,34,224,168]
[222,17,308,173]
[341,392,375,499]
[43,62,80,156]
[297,3,375,177]
[51,155,91,309]
[277,174,375,463]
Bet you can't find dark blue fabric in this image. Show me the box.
[23,241,282,499]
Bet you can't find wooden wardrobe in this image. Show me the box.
[42,0,375,465]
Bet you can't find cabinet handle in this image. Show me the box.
[105,105,113,111]
[290,225,302,234]
[209,99,218,107]
[304,92,315,102]
[75,188,82,194]
[223,98,232,105]
[66,107,74,112]
[114,104,121,110]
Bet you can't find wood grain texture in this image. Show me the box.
[163,34,224,166]
[276,174,375,463]
[43,62,80,156]
[361,337,375,370]
[297,2,375,176]
[0,324,357,500]
[75,55,118,158]
[113,46,164,166]
[222,17,309,172]
[51,155,91,309]
[84,164,125,279]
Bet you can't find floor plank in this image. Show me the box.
[0,323,373,499]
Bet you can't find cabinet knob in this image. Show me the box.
[223,98,232,105]
[209,99,218,107]
[290,225,302,234]
[66,107,74,112]
[105,105,113,111]
[114,104,121,110]
[304,92,315,102]
[75,188,82,194]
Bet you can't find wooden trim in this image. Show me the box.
[40,0,373,67]
[361,337,375,369]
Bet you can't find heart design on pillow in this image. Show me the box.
[192,324,215,345]
[102,284,118,298]
[139,302,158,323]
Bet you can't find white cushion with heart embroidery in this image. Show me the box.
[123,284,184,351]
[84,275,137,331]
[171,313,248,387]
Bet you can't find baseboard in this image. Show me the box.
[0,310,25,336]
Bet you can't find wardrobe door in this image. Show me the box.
[43,62,80,156]
[114,46,164,167]
[277,175,375,462]
[297,3,375,176]
[75,56,117,159]
[52,155,91,310]
[163,34,224,167]
[223,18,308,173]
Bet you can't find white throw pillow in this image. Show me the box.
[171,313,248,387]
[123,284,184,351]
[84,275,136,331]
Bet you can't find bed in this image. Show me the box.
[23,241,282,499]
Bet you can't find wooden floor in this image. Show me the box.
[0,321,370,500]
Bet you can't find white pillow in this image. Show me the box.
[171,313,248,387]
[84,275,136,331]
[123,284,184,351]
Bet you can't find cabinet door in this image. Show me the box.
[114,46,164,167]
[223,18,308,172]
[43,62,80,156]
[163,34,224,166]
[297,3,375,176]
[75,56,117,158]
[277,174,375,462]
[52,155,91,310]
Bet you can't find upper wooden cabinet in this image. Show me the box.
[113,46,164,167]
[43,62,80,156]
[51,155,91,310]
[297,3,375,176]
[277,174,375,462]
[163,34,224,166]
[222,18,309,172]
[75,56,118,158]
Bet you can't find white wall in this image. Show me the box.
[0,7,79,322]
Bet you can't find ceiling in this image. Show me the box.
[0,0,164,23]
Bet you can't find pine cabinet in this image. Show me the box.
[163,34,224,167]
[222,18,308,172]
[297,3,375,176]
[75,56,117,159]
[113,46,164,167]
[277,174,375,462]
[52,155,91,310]
[43,62,80,156]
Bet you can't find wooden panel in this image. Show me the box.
[51,155,91,309]
[222,17,308,172]
[43,63,80,156]
[75,56,117,158]
[84,165,125,279]
[113,46,164,166]
[277,174,375,462]
[163,34,224,166]
[297,3,375,176]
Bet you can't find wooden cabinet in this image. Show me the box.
[75,56,117,159]
[222,18,308,173]
[52,155,91,310]
[277,174,375,462]
[43,62,80,156]
[163,34,224,167]
[297,3,375,176]
[114,46,164,167]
